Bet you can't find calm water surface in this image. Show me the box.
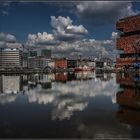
[0,72,140,138]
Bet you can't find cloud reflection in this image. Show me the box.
[24,73,118,120]
[0,94,17,104]
[0,73,118,120]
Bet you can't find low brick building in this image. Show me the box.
[54,58,67,69]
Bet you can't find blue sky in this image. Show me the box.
[0,1,140,58]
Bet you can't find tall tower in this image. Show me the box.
[116,15,140,68]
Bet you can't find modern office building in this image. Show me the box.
[67,59,77,68]
[29,50,37,57]
[0,48,22,67]
[116,15,140,68]
[41,49,51,58]
[28,49,52,68]
[28,56,51,68]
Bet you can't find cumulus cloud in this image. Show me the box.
[26,30,117,59]
[111,32,119,40]
[45,37,116,59]
[25,13,118,58]
[76,1,139,24]
[0,41,6,48]
[26,32,60,47]
[0,2,10,7]
[0,32,19,48]
[0,32,16,43]
[0,2,10,16]
[51,16,88,41]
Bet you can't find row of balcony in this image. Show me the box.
[116,15,140,33]
[116,34,140,53]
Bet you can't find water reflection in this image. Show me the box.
[0,72,117,116]
[0,72,135,138]
[116,72,140,138]
[0,75,23,104]
[0,75,22,94]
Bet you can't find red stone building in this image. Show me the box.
[54,58,68,69]
[116,15,140,68]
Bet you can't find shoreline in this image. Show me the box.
[0,68,139,74]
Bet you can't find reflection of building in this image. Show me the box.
[28,74,54,83]
[95,61,104,68]
[117,108,140,126]
[95,72,112,81]
[67,73,76,81]
[116,73,140,108]
[0,75,21,94]
[116,15,140,68]
[0,48,22,67]
[116,72,140,126]
[27,74,54,90]
[55,73,68,82]
[75,71,95,80]
[41,82,52,89]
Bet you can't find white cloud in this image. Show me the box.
[76,2,139,24]
[0,32,16,43]
[26,30,117,60]
[51,16,88,41]
[66,25,88,35]
[111,32,119,40]
[45,37,116,59]
[26,32,60,47]
[0,32,20,48]
[0,41,6,48]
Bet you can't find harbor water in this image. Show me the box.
[0,71,140,138]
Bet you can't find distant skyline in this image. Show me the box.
[0,1,140,58]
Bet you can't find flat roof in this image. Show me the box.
[119,15,140,22]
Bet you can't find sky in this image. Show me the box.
[0,1,140,59]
